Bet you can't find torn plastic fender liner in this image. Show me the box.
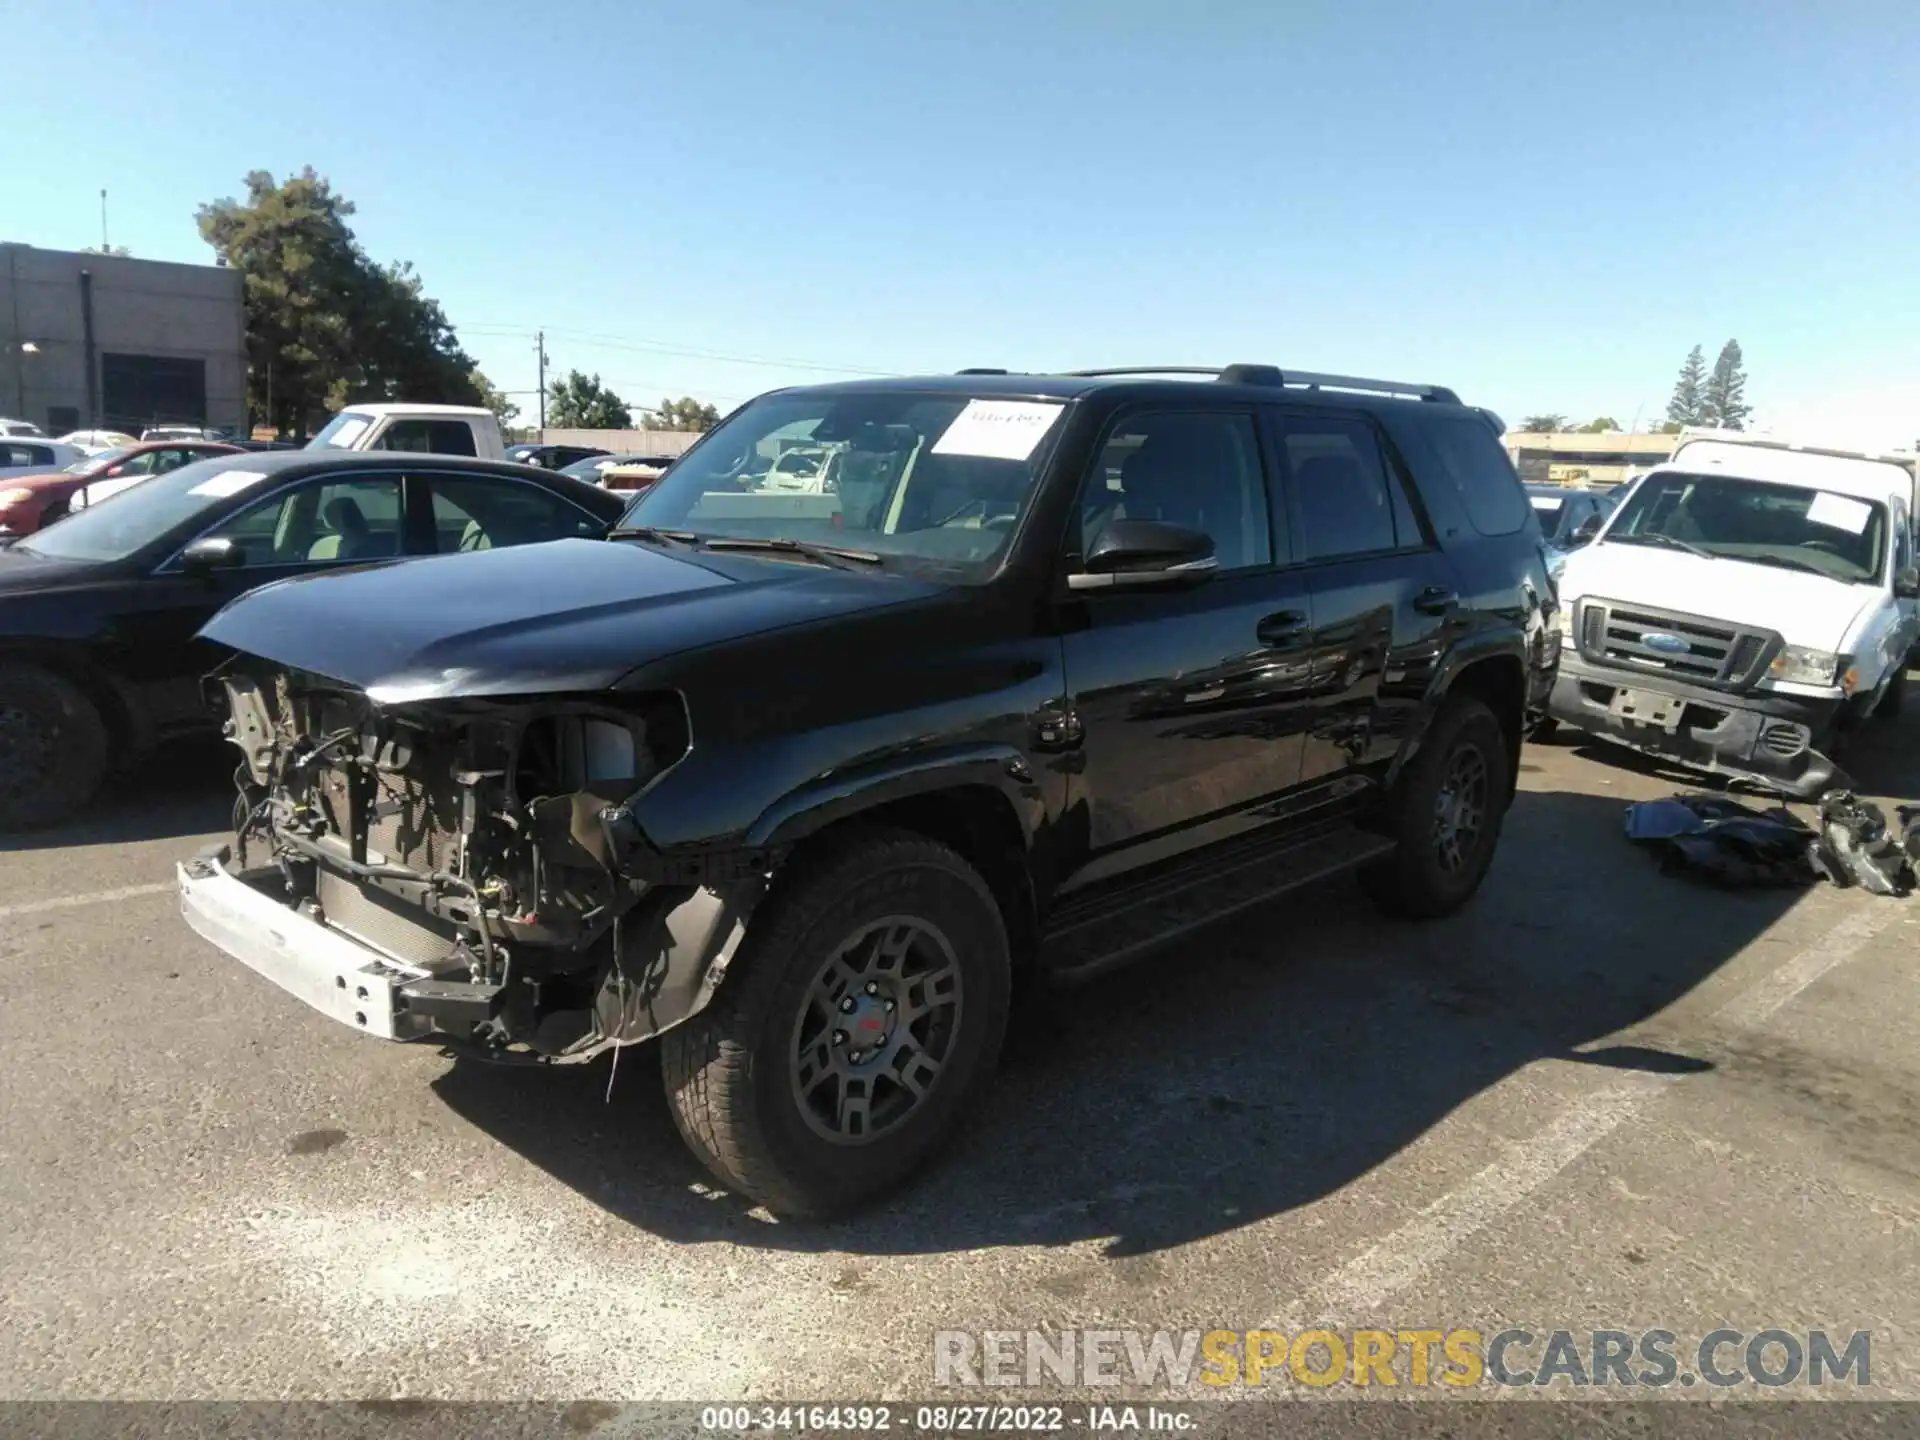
[586,875,768,1052]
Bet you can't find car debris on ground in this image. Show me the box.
[1625,788,1920,895]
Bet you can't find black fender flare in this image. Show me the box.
[743,742,1048,853]
[1382,630,1531,799]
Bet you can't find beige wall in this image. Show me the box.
[530,427,704,456]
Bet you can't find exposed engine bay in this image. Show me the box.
[214,661,763,1060]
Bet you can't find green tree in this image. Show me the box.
[472,371,519,431]
[548,370,632,429]
[198,167,486,436]
[1577,416,1621,433]
[645,396,722,432]
[1666,345,1708,425]
[1649,420,1684,434]
[1519,413,1569,433]
[1700,340,1751,431]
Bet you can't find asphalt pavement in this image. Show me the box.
[2,719,1918,1410]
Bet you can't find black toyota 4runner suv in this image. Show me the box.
[179,364,1557,1217]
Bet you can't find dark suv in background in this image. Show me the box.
[179,363,1557,1217]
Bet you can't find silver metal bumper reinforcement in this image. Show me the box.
[177,846,434,1041]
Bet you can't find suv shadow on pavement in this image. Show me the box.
[430,783,1797,1258]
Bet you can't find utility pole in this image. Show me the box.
[535,330,547,441]
[100,189,108,251]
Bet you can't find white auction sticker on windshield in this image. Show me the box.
[187,469,268,498]
[1806,491,1872,534]
[931,400,1065,462]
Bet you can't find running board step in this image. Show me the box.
[1041,826,1395,982]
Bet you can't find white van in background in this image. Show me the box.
[1547,434,1919,796]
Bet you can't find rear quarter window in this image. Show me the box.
[1420,415,1531,537]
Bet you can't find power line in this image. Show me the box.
[459,322,898,378]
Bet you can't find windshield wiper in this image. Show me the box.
[1739,552,1830,577]
[1617,532,1714,560]
[698,536,883,567]
[606,525,699,546]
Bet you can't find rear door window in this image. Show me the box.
[1274,414,1418,561]
[427,474,604,552]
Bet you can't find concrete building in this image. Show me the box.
[1503,430,1679,487]
[1,243,246,435]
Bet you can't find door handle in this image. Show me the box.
[1413,586,1459,616]
[1256,610,1309,645]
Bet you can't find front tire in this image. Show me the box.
[1361,695,1512,920]
[0,662,110,831]
[661,828,1011,1218]
[1875,669,1905,719]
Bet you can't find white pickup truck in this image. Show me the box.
[1547,433,1920,796]
[305,403,505,459]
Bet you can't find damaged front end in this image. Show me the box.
[180,661,768,1062]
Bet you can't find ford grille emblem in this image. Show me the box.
[1642,631,1691,655]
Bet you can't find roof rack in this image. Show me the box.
[1061,365,1460,404]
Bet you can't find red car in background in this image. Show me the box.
[0,440,242,537]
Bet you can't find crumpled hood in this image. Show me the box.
[198,537,944,700]
[1558,541,1879,648]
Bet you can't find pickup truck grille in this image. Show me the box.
[1576,599,1777,691]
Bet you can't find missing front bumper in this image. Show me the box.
[176,846,762,1056]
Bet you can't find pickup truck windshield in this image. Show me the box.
[306,413,376,451]
[1606,471,1888,585]
[622,389,1067,579]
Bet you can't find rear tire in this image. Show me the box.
[661,828,1011,1218]
[0,662,110,831]
[1361,695,1512,920]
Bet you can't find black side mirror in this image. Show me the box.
[1896,566,1920,600]
[1574,515,1604,542]
[179,537,244,574]
[1069,519,1217,591]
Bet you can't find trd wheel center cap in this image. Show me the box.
[842,993,895,1060]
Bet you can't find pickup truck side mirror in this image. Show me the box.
[179,537,245,575]
[1068,519,1218,591]
[1574,514,1604,542]
[1896,565,1920,600]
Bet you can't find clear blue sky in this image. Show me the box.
[7,0,1920,440]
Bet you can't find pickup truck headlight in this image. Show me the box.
[1769,644,1842,687]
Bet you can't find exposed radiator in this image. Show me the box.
[317,869,460,969]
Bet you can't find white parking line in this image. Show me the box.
[0,881,174,920]
[1297,902,1895,1320]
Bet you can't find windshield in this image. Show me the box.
[65,447,124,474]
[1606,471,1889,584]
[19,459,268,563]
[622,389,1067,578]
[307,412,376,450]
